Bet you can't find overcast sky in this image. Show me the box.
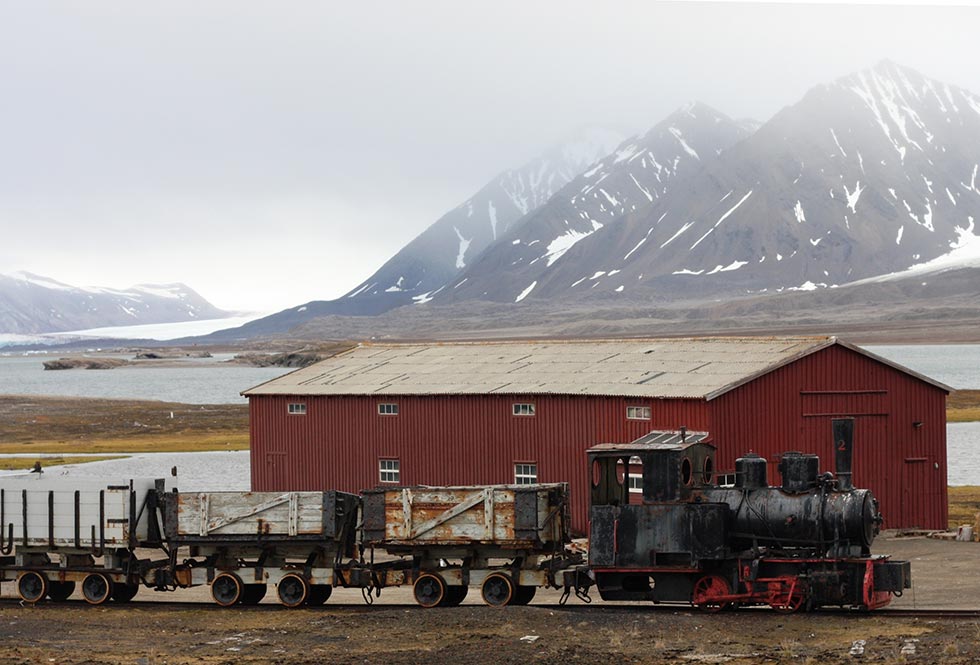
[2,1,979,312]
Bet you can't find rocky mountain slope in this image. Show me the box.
[444,102,753,303]
[338,125,626,313]
[0,272,229,334]
[439,61,980,305]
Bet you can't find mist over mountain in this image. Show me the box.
[202,61,980,344]
[440,61,980,305]
[0,272,230,334]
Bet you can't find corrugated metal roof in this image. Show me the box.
[241,336,879,399]
[588,430,712,453]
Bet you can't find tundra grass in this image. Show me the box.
[948,390,980,423]
[947,486,980,530]
[0,432,249,455]
[0,455,127,471]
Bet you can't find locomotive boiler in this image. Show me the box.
[586,419,910,611]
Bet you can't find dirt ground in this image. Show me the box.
[1,534,979,664]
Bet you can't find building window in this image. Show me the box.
[627,406,651,420]
[628,474,643,493]
[379,459,400,483]
[513,403,536,416]
[378,403,399,416]
[287,403,306,415]
[515,463,537,485]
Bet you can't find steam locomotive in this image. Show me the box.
[0,419,909,611]
[586,419,910,611]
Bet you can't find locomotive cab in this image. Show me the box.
[586,430,731,602]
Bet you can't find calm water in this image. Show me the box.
[0,354,290,403]
[0,451,250,491]
[865,344,980,390]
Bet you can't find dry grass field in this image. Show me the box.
[948,389,980,422]
[0,395,248,454]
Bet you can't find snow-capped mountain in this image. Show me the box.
[0,271,230,334]
[337,125,626,313]
[439,61,980,304]
[443,102,754,302]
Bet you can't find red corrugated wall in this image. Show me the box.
[250,393,709,532]
[249,345,948,533]
[707,345,947,530]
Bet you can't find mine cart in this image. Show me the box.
[160,488,359,607]
[357,484,576,607]
[0,476,168,604]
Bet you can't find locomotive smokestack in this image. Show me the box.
[832,418,854,491]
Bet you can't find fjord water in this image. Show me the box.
[0,354,290,403]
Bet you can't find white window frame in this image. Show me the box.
[379,458,400,484]
[512,403,536,417]
[627,405,651,420]
[628,473,643,493]
[514,463,537,485]
[287,403,307,415]
[377,403,399,416]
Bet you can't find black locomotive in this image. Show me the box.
[585,419,910,611]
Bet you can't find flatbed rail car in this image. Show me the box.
[358,483,578,607]
[0,477,170,604]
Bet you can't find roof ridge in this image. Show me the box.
[356,335,832,348]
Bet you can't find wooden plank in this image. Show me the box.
[408,490,487,540]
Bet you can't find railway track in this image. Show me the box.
[873,608,980,619]
[3,595,978,618]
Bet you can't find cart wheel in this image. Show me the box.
[81,573,114,605]
[211,572,244,607]
[481,573,514,607]
[111,583,139,603]
[17,571,48,604]
[307,584,332,606]
[692,575,731,613]
[47,581,75,602]
[441,585,467,607]
[241,584,268,605]
[413,573,446,608]
[277,573,309,608]
[511,585,537,606]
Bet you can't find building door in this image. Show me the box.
[901,457,932,530]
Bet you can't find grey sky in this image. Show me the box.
[2,1,979,312]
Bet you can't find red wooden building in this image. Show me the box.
[244,337,949,532]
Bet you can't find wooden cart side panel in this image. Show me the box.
[174,491,332,537]
[364,484,568,548]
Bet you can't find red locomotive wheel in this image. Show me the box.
[692,575,731,613]
[771,584,808,614]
